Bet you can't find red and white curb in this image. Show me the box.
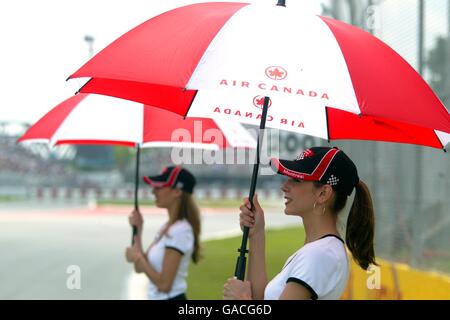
[28,187,283,202]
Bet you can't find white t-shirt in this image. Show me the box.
[146,219,194,300]
[264,235,349,300]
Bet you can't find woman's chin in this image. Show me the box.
[154,201,163,208]
[284,205,300,216]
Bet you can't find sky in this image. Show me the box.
[0,0,447,126]
[0,0,321,126]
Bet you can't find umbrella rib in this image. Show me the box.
[183,90,199,119]
[325,107,331,143]
[75,78,93,95]
[433,130,447,152]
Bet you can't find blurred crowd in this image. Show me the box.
[0,135,77,187]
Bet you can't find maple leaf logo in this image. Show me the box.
[253,96,272,109]
[269,68,284,79]
[256,97,264,107]
[265,66,287,80]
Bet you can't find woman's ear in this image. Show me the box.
[173,188,183,198]
[318,184,333,204]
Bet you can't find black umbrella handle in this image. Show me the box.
[131,225,138,245]
[131,144,141,246]
[234,96,270,280]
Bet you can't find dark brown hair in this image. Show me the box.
[177,192,202,263]
[315,180,377,270]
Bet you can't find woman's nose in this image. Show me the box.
[281,181,289,192]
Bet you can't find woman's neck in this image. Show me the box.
[302,213,339,245]
[167,200,180,225]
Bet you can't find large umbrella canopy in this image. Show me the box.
[66,1,450,280]
[68,2,450,149]
[18,93,256,149]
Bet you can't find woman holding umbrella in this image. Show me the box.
[125,166,201,300]
[223,146,376,300]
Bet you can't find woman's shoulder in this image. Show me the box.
[168,219,193,233]
[296,236,346,262]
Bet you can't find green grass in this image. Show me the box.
[186,226,305,300]
[0,195,20,202]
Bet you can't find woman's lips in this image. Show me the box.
[284,196,291,205]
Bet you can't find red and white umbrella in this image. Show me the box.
[66,1,450,279]
[18,93,256,150]
[69,2,450,149]
[18,93,256,245]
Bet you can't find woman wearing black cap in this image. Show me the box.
[223,146,376,300]
[125,166,201,300]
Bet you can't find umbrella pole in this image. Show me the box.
[234,96,270,280]
[131,144,141,245]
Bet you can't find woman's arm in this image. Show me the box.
[278,282,314,300]
[225,194,267,300]
[223,232,267,300]
[244,194,268,299]
[134,248,183,293]
[247,232,268,299]
[128,209,144,248]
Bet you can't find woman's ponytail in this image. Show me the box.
[178,192,202,264]
[345,180,377,270]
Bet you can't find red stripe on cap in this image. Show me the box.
[271,148,340,181]
[309,148,340,180]
[143,176,159,187]
[271,158,308,180]
[143,166,182,188]
[166,166,182,188]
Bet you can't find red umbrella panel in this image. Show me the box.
[18,93,256,150]
[69,2,450,149]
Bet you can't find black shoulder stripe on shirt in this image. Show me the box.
[319,234,345,244]
[165,246,185,255]
[286,277,319,300]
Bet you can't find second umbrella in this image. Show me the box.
[18,93,256,242]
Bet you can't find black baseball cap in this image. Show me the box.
[143,166,196,194]
[270,147,359,196]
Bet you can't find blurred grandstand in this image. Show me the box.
[0,120,320,199]
[0,121,123,193]
[0,122,74,187]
